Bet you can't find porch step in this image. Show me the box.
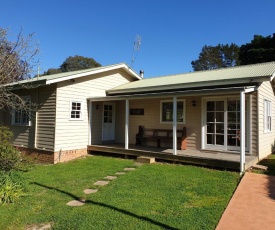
[137,156,155,164]
[251,164,268,171]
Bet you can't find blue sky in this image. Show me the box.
[1,0,275,78]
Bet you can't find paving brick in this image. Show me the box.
[66,200,85,206]
[83,189,98,194]
[104,176,117,180]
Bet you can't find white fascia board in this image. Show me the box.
[46,63,141,85]
[244,86,257,93]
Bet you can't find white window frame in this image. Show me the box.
[264,99,272,133]
[12,96,31,126]
[69,100,83,120]
[160,99,186,124]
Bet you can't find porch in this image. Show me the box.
[87,144,258,171]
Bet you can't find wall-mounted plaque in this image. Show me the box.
[130,108,144,115]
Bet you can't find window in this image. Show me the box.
[12,96,31,126]
[264,99,272,132]
[70,100,82,120]
[160,100,185,123]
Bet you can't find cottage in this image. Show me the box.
[1,62,275,172]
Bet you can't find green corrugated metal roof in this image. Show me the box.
[108,62,275,95]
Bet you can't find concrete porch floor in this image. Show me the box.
[88,143,258,171]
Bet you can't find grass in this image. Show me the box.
[251,154,275,176]
[0,156,240,230]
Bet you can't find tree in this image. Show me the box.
[239,33,275,65]
[0,27,39,110]
[191,43,240,71]
[42,55,101,75]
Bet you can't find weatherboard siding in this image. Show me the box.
[258,81,275,159]
[35,85,56,151]
[54,71,133,151]
[115,97,200,149]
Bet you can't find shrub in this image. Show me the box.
[0,171,26,205]
[0,143,21,172]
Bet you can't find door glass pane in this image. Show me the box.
[228,112,237,123]
[216,135,224,145]
[207,102,215,111]
[207,112,215,122]
[207,124,214,133]
[216,112,224,122]
[216,124,224,134]
[216,101,224,111]
[207,134,214,144]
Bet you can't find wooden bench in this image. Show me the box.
[135,126,187,150]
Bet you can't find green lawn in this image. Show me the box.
[252,154,275,176]
[0,156,239,230]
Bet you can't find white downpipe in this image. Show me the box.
[173,96,177,155]
[125,99,129,149]
[240,91,245,174]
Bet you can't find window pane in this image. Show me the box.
[216,124,224,134]
[207,124,214,133]
[207,112,214,122]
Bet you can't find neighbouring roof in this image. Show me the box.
[5,63,141,88]
[108,62,275,95]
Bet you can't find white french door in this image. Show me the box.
[204,97,249,152]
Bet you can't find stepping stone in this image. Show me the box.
[66,200,85,206]
[115,172,126,175]
[124,167,136,171]
[93,180,109,186]
[105,176,117,180]
[83,189,98,194]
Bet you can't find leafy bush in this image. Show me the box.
[0,126,12,145]
[0,172,26,204]
[0,144,21,172]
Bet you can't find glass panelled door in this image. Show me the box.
[206,101,225,148]
[227,100,240,150]
[204,98,249,151]
[102,103,115,141]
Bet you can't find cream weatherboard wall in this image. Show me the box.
[54,70,134,152]
[258,81,275,159]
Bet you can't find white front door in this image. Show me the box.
[102,103,115,141]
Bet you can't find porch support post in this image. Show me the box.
[88,100,92,145]
[125,99,129,149]
[173,96,177,155]
[240,90,245,174]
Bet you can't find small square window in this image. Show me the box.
[70,100,82,120]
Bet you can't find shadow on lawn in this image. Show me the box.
[257,155,275,200]
[33,182,180,230]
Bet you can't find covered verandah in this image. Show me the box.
[88,86,258,173]
[88,143,258,171]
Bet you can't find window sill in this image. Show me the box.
[160,121,186,125]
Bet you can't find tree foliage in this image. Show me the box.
[191,43,240,71]
[42,55,101,75]
[0,27,38,110]
[239,33,275,65]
